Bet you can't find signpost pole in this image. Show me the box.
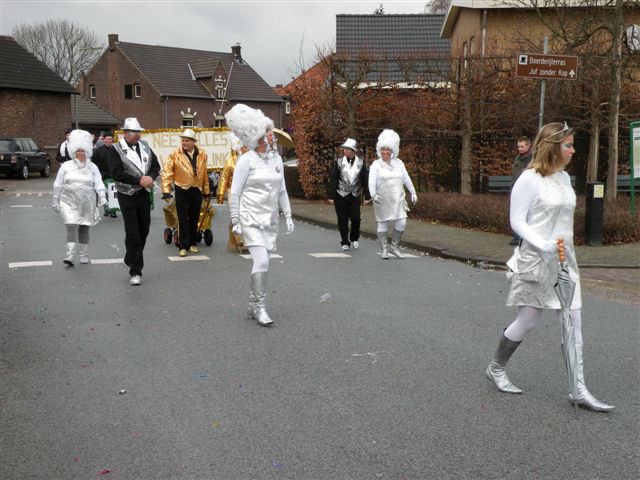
[538,37,548,131]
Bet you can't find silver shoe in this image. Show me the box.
[78,243,90,264]
[389,229,404,258]
[63,242,76,266]
[130,275,141,286]
[250,272,273,326]
[377,231,389,259]
[485,333,523,394]
[568,344,614,412]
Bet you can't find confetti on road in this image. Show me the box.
[97,468,111,475]
[319,293,331,302]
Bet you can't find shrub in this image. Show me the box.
[410,193,639,245]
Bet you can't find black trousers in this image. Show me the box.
[119,189,151,276]
[334,194,361,246]
[175,186,202,249]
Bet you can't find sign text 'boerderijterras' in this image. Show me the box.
[516,53,578,81]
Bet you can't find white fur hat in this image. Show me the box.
[224,104,272,149]
[68,129,94,159]
[376,129,400,158]
[228,132,243,152]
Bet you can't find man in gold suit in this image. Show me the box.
[217,133,248,251]
[161,129,210,257]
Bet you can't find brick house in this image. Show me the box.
[0,35,75,157]
[78,34,284,130]
[70,95,121,135]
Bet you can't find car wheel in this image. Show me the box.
[19,163,29,180]
[163,227,172,244]
[40,163,51,177]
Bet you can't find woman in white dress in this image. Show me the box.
[52,129,106,266]
[368,129,417,259]
[225,104,294,326]
[485,122,614,412]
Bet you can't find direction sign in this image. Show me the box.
[516,53,578,80]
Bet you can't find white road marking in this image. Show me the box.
[376,252,419,258]
[10,205,32,208]
[168,255,210,261]
[8,261,53,268]
[91,258,125,264]
[309,253,351,258]
[239,254,283,259]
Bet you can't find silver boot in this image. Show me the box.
[485,333,523,394]
[389,229,405,258]
[568,344,615,412]
[250,272,273,326]
[78,243,90,264]
[377,231,389,259]
[63,242,76,266]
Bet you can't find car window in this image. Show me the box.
[0,140,13,151]
[26,139,38,151]
[14,141,23,152]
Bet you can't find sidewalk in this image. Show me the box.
[290,198,640,269]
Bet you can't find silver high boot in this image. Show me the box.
[250,272,273,326]
[78,243,90,264]
[377,231,389,259]
[568,344,615,412]
[389,229,405,258]
[485,333,523,394]
[63,242,76,266]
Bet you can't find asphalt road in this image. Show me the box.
[1,177,638,479]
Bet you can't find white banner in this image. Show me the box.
[107,182,120,210]
[116,128,231,171]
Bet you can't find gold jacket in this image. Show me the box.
[216,150,237,204]
[162,147,210,195]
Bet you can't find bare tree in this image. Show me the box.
[374,4,385,15]
[12,19,103,86]
[424,0,452,14]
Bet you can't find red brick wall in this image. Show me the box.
[0,89,71,159]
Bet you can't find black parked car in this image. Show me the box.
[0,137,51,179]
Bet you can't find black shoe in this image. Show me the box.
[509,238,519,246]
[110,212,117,218]
[104,211,110,216]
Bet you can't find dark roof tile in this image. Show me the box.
[71,95,122,125]
[0,35,75,93]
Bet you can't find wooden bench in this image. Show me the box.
[617,175,633,194]
[485,174,576,193]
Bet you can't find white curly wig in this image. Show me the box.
[376,129,400,158]
[224,104,273,149]
[68,129,95,159]
[228,132,243,153]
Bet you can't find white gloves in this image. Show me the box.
[541,239,559,254]
[411,193,418,205]
[52,203,60,213]
[232,223,242,235]
[97,196,107,207]
[285,216,294,235]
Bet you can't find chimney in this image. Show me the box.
[108,34,119,52]
[231,43,242,62]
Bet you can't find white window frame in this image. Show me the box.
[134,84,141,98]
[285,101,291,115]
[89,85,96,99]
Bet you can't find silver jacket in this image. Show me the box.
[506,171,581,309]
[53,159,105,226]
[112,139,154,196]
[337,156,365,198]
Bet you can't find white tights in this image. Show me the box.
[248,246,270,274]
[377,218,406,233]
[504,306,583,345]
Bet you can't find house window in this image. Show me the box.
[89,85,96,98]
[463,42,468,69]
[216,86,225,99]
[134,84,141,98]
[124,84,133,99]
[214,114,224,128]
[285,101,291,115]
[181,118,194,127]
[626,25,640,51]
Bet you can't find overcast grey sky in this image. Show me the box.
[0,0,431,86]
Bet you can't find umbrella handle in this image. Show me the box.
[556,238,566,262]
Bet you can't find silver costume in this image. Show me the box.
[230,150,291,251]
[506,171,581,310]
[53,159,105,226]
[369,158,412,222]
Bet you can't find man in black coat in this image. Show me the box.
[92,131,118,218]
[327,138,371,251]
[55,128,72,163]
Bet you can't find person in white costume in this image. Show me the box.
[225,104,294,327]
[485,122,614,412]
[52,129,106,266]
[368,129,417,259]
